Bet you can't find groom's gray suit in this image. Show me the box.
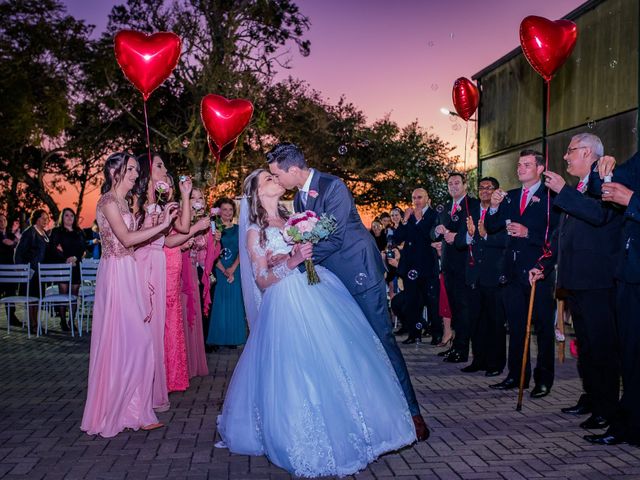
[294,170,420,416]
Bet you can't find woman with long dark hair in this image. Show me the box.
[47,208,85,331]
[81,152,178,438]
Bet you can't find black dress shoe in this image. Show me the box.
[584,432,626,445]
[485,369,503,377]
[443,350,468,363]
[430,336,442,346]
[437,347,453,357]
[530,384,550,398]
[561,395,592,415]
[580,415,609,430]
[402,337,421,345]
[60,320,70,332]
[460,363,483,373]
[489,378,522,390]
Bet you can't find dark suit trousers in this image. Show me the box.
[609,282,640,441]
[445,270,471,355]
[468,285,506,371]
[503,275,556,387]
[402,273,441,339]
[353,278,420,416]
[566,288,619,420]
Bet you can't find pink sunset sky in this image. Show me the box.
[61,0,586,225]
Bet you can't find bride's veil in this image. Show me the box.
[238,195,261,329]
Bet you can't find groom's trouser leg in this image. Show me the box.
[353,278,421,416]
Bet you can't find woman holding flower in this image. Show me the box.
[206,197,246,349]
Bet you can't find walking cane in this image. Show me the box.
[516,280,537,411]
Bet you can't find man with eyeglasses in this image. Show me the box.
[485,149,560,398]
[539,133,622,433]
[454,177,508,377]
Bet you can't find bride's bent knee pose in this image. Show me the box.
[216,169,416,478]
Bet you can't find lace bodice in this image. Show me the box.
[96,192,135,259]
[250,225,293,257]
[247,225,294,292]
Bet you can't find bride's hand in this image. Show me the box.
[291,242,313,265]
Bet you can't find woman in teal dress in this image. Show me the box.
[207,198,247,347]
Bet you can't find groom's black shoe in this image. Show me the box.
[412,414,430,442]
[430,335,442,346]
[402,336,421,345]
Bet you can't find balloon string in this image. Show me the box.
[143,99,152,170]
[464,121,469,172]
[537,80,553,271]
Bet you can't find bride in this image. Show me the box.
[216,169,416,477]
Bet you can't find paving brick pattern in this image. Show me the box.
[1,314,639,479]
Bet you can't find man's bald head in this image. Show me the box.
[412,188,429,210]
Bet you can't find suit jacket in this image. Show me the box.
[553,180,623,290]
[293,170,386,295]
[393,209,439,280]
[589,151,640,284]
[484,183,560,286]
[454,204,508,287]
[432,196,479,277]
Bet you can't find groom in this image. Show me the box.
[267,142,429,442]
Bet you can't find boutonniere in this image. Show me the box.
[308,189,319,199]
[531,196,540,204]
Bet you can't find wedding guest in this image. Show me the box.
[132,152,172,412]
[181,187,221,377]
[81,152,178,437]
[455,177,508,376]
[485,150,560,398]
[431,241,454,348]
[0,213,21,326]
[433,173,478,363]
[370,219,387,251]
[86,220,101,259]
[379,211,392,230]
[48,208,86,331]
[386,207,403,302]
[14,209,50,330]
[207,197,247,349]
[541,133,622,431]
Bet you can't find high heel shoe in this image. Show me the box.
[437,335,454,348]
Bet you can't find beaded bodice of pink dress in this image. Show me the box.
[164,239,189,392]
[81,192,157,437]
[134,209,169,411]
[181,232,209,378]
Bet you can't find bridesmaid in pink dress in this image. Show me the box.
[81,152,178,437]
[180,188,221,377]
[163,181,211,391]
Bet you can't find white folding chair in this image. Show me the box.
[76,259,99,335]
[0,264,39,338]
[37,263,77,337]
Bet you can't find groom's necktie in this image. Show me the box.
[300,190,308,208]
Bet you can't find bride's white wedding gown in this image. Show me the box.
[217,226,416,478]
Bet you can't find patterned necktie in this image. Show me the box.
[519,188,529,215]
[577,181,585,193]
[300,190,308,208]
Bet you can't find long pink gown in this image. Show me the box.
[134,222,169,411]
[81,192,158,437]
[181,231,218,377]
[164,241,189,392]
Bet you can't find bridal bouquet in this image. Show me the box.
[283,210,337,285]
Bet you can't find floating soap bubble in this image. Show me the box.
[355,272,368,286]
[498,275,507,284]
[587,120,597,129]
[204,171,213,180]
[181,138,190,148]
[436,205,445,213]
[427,40,435,47]
[452,123,462,131]
[407,270,418,281]
[609,60,618,69]
[449,114,458,123]
[430,83,439,91]
[338,145,348,155]
[449,32,455,40]
[452,215,459,222]
[221,248,232,260]
[415,323,423,330]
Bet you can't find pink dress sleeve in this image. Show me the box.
[202,230,221,316]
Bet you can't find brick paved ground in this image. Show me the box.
[1,311,639,479]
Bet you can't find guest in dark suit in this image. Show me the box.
[485,150,560,398]
[432,173,479,363]
[267,142,429,441]
[540,134,622,430]
[455,177,508,376]
[393,188,441,345]
[582,151,640,446]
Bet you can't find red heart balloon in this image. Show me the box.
[452,77,479,122]
[519,16,577,82]
[114,30,182,101]
[200,94,254,151]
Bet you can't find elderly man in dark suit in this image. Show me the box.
[267,142,429,441]
[540,133,622,431]
[485,149,560,398]
[393,188,441,345]
[432,173,479,363]
[581,151,640,446]
[455,177,508,376]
